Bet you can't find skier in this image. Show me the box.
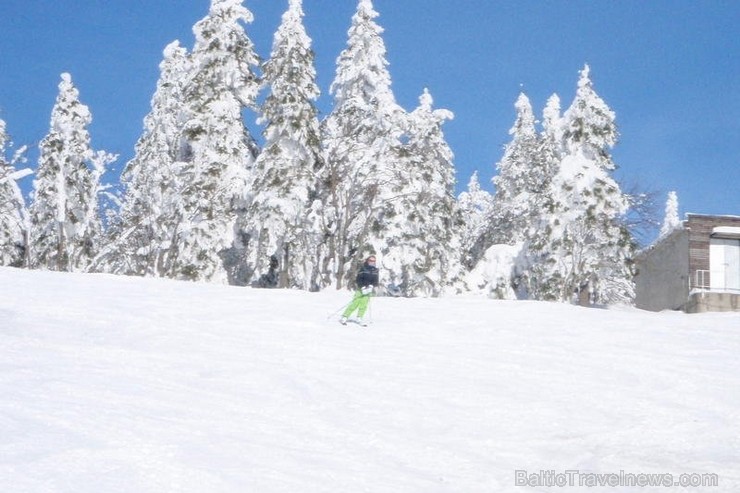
[340,255,379,326]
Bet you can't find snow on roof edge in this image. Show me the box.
[685,212,740,220]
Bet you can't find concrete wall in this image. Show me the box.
[686,292,740,313]
[635,229,689,312]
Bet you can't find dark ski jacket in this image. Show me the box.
[356,261,379,289]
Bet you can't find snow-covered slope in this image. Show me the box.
[1,267,738,492]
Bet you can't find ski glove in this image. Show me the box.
[361,286,374,296]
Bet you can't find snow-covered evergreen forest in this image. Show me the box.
[0,0,654,305]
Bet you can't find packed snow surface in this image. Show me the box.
[1,267,739,492]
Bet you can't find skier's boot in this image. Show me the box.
[340,316,348,325]
[359,318,368,327]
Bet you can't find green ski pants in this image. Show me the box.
[342,290,371,319]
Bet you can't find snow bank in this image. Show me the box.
[464,243,525,299]
[1,267,739,492]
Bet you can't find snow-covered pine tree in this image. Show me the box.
[381,88,463,296]
[659,191,681,238]
[475,93,564,298]
[490,92,540,245]
[29,73,110,272]
[174,0,260,283]
[528,65,634,305]
[533,94,563,205]
[322,0,406,289]
[98,41,191,277]
[541,94,564,157]
[458,171,493,269]
[244,0,324,290]
[0,118,30,267]
[519,93,562,295]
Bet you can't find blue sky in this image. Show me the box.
[1,0,738,233]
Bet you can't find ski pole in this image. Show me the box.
[326,300,352,320]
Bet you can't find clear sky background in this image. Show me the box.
[1,0,738,238]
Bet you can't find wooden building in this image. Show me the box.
[635,214,740,313]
